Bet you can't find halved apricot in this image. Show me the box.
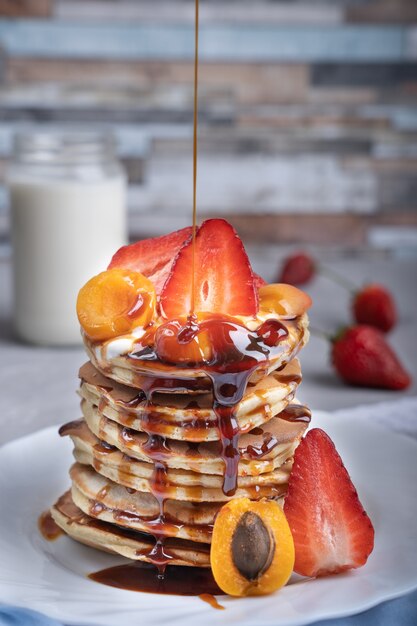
[259,283,312,318]
[155,317,212,365]
[210,498,294,596]
[77,269,156,342]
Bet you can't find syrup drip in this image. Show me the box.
[280,404,312,423]
[129,375,177,577]
[93,439,117,454]
[124,391,147,408]
[213,402,241,496]
[89,486,111,518]
[95,381,147,411]
[243,431,278,460]
[120,426,136,446]
[38,510,63,541]
[127,293,145,319]
[58,419,84,438]
[90,501,106,516]
[142,435,173,577]
[242,405,311,459]
[199,594,225,610]
[275,371,302,386]
[257,319,289,347]
[89,561,223,597]
[144,535,173,578]
[97,383,114,394]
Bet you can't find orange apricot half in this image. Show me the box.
[77,269,156,342]
[155,317,212,365]
[259,283,312,318]
[210,498,294,596]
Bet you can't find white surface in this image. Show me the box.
[1,411,417,626]
[9,174,126,345]
[332,396,417,441]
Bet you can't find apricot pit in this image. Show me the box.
[210,498,294,596]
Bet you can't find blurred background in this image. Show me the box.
[0,0,416,253]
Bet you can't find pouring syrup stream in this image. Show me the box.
[190,0,199,316]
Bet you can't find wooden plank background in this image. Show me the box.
[0,0,416,247]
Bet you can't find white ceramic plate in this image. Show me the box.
[1,412,417,626]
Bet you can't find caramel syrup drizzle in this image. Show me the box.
[190,0,199,316]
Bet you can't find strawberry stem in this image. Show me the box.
[318,264,357,294]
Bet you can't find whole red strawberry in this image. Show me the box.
[353,284,397,333]
[279,252,315,286]
[284,428,375,578]
[332,325,411,390]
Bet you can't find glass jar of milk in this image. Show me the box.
[9,131,127,346]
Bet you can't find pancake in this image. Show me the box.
[51,491,211,567]
[78,401,309,476]
[78,359,302,441]
[84,314,309,391]
[69,463,287,544]
[70,463,219,543]
[65,420,294,502]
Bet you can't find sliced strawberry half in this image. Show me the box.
[108,227,193,293]
[284,428,375,578]
[160,219,258,318]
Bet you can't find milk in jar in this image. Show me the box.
[9,131,127,345]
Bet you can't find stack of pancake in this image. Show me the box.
[51,313,310,571]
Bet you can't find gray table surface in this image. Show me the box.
[1,248,416,445]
